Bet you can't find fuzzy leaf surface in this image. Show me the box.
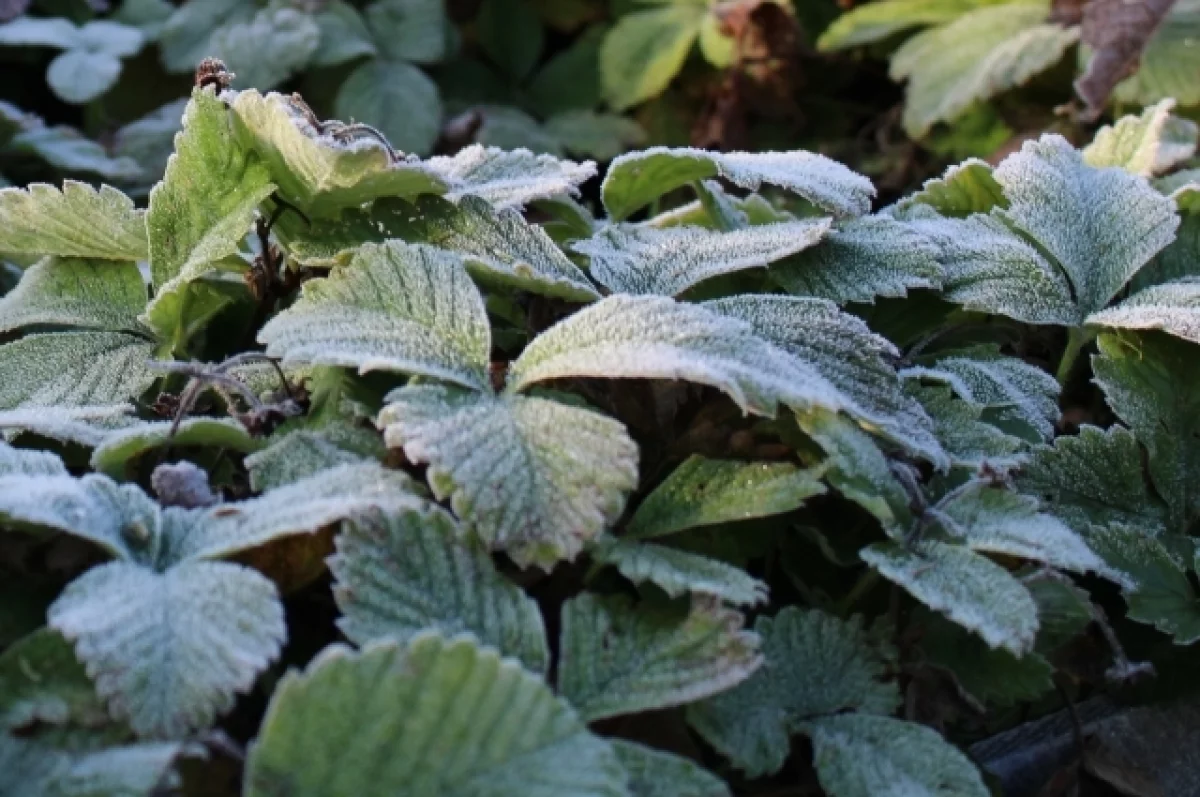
[611,740,731,797]
[905,383,1025,470]
[210,7,319,92]
[245,424,385,492]
[0,736,184,797]
[0,331,156,410]
[592,539,769,607]
[89,418,263,481]
[0,258,146,334]
[1087,277,1200,345]
[1083,100,1198,177]
[429,144,597,209]
[0,628,107,733]
[0,405,136,449]
[0,181,147,261]
[894,159,1006,217]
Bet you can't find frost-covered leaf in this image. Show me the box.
[0,181,147,260]
[994,135,1179,316]
[905,383,1025,470]
[146,88,274,300]
[1093,332,1200,532]
[558,593,761,722]
[602,147,875,222]
[1017,425,1168,534]
[211,7,320,92]
[245,424,384,492]
[334,59,442,156]
[259,241,491,390]
[901,345,1060,441]
[158,0,255,72]
[244,635,630,797]
[861,540,1038,654]
[331,507,549,675]
[611,741,731,797]
[593,538,769,607]
[1110,0,1200,107]
[894,158,1006,218]
[806,714,988,797]
[576,219,830,297]
[0,736,184,797]
[1083,99,1198,177]
[0,440,67,476]
[890,4,1078,137]
[624,455,825,540]
[90,418,263,481]
[0,331,157,410]
[0,405,138,448]
[0,258,146,334]
[379,385,638,569]
[46,49,122,105]
[429,144,597,209]
[0,628,107,732]
[919,612,1054,705]
[818,0,986,50]
[599,5,705,111]
[1087,277,1200,345]
[771,214,942,304]
[48,559,285,738]
[687,608,899,778]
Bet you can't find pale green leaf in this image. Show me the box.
[9,124,142,182]
[49,559,285,738]
[476,105,562,155]
[331,506,549,674]
[245,424,385,492]
[0,258,146,334]
[141,276,243,354]
[368,0,448,64]
[0,405,139,448]
[890,3,1078,137]
[575,219,831,297]
[334,59,443,156]
[46,50,122,104]
[600,6,705,111]
[0,736,184,797]
[75,20,144,57]
[211,7,320,91]
[893,158,1006,217]
[379,385,639,569]
[603,146,874,221]
[806,714,988,797]
[593,538,769,606]
[259,241,491,390]
[904,383,1025,470]
[311,0,377,67]
[1111,0,1200,107]
[1087,277,1200,345]
[0,16,80,48]
[90,418,263,481]
[861,540,1038,654]
[1083,99,1198,177]
[625,455,825,540]
[244,635,631,797]
[545,110,647,161]
[611,740,731,797]
[158,0,255,72]
[771,214,943,304]
[526,25,604,117]
[428,143,597,209]
[0,628,107,733]
[558,593,760,722]
[0,181,147,261]
[112,99,187,191]
[687,608,899,778]
[818,0,1000,50]
[0,331,157,410]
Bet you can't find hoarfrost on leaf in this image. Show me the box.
[0,180,147,261]
[0,258,147,335]
[0,405,138,449]
[1086,277,1200,345]
[904,383,1026,470]
[1082,99,1199,177]
[591,538,770,607]
[0,331,157,411]
[428,143,598,209]
[893,158,1006,217]
[610,740,731,797]
[0,735,185,797]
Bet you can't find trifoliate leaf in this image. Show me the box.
[0,628,107,732]
[592,538,769,607]
[0,258,146,334]
[146,87,274,296]
[994,135,1179,315]
[919,612,1054,705]
[861,540,1038,654]
[331,507,549,675]
[1086,277,1200,345]
[0,736,184,797]
[600,5,705,111]
[611,740,731,797]
[817,0,986,50]
[1110,0,1200,108]
[0,181,147,260]
[428,144,597,209]
[378,384,639,569]
[0,331,157,410]
[333,59,443,156]
[1093,332,1200,532]
[245,424,385,492]
[1083,99,1198,177]
[558,593,760,722]
[575,219,830,297]
[259,241,491,390]
[1017,425,1168,534]
[770,214,942,304]
[893,158,1006,217]
[210,7,320,92]
[905,382,1025,470]
[48,560,284,739]
[687,608,899,778]
[0,405,138,448]
[901,346,1060,441]
[889,3,1078,137]
[229,90,445,219]
[244,635,631,797]
[367,0,448,64]
[89,418,263,481]
[602,147,875,222]
[806,714,988,797]
[624,455,825,540]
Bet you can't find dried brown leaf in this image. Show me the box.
[1076,0,1181,118]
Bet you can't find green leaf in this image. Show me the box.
[428,144,597,209]
[1083,100,1198,177]
[0,736,184,797]
[818,0,995,50]
[890,3,1078,137]
[545,110,646,161]
[0,258,146,334]
[244,635,631,797]
[158,0,255,72]
[806,714,988,797]
[0,628,108,733]
[334,59,443,156]
[905,383,1025,470]
[575,219,831,297]
[861,540,1038,654]
[611,740,731,797]
[771,214,943,305]
[894,158,1006,217]
[600,5,705,111]
[331,507,549,675]
[311,0,377,66]
[0,181,147,261]
[527,26,605,117]
[1093,332,1200,532]
[112,99,188,192]
[0,331,157,411]
[367,0,448,64]
[211,7,321,92]
[89,418,264,481]
[0,405,139,448]
[476,105,563,155]
[259,241,492,390]
[245,424,385,492]
[477,0,544,80]
[0,16,80,48]
[47,50,123,104]
[9,124,141,182]
[592,539,769,607]
[142,276,243,354]
[146,88,275,295]
[558,593,760,722]
[1087,277,1200,345]
[687,608,899,778]
[919,612,1054,705]
[378,385,638,569]
[603,147,875,221]
[1111,0,1200,107]
[48,559,285,739]
[625,455,825,540]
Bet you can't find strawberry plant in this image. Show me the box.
[2,64,1200,795]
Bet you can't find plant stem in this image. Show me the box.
[837,568,881,616]
[1056,327,1092,386]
